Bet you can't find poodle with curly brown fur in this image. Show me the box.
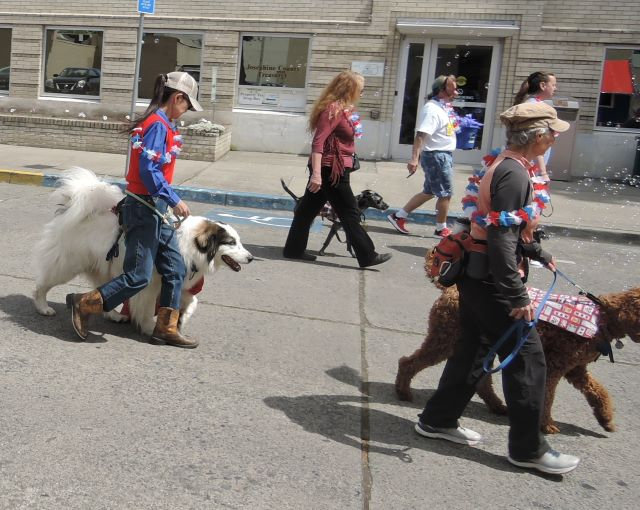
[395,265,640,434]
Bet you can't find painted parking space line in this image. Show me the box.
[204,208,324,232]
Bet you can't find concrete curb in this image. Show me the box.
[2,168,639,244]
[0,169,45,186]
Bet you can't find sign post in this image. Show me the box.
[125,0,155,176]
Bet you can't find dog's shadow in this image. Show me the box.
[0,293,146,344]
[265,365,571,479]
[243,243,384,270]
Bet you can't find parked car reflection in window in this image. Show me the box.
[45,67,101,95]
[0,66,10,90]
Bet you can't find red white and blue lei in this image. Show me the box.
[461,148,551,227]
[131,127,183,164]
[347,111,363,139]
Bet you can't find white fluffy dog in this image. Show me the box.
[33,167,253,336]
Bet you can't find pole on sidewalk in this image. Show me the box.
[124,12,145,177]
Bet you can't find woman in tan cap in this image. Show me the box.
[65,72,203,348]
[414,102,581,475]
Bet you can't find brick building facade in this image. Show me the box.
[0,1,638,177]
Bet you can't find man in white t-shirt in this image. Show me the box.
[388,75,458,237]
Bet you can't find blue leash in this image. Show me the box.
[482,271,558,374]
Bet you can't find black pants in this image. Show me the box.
[283,167,377,267]
[419,276,550,460]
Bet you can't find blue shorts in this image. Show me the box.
[421,151,453,197]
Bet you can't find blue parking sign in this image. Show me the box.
[138,0,155,14]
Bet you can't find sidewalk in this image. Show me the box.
[1,143,639,240]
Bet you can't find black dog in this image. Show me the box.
[280,178,388,257]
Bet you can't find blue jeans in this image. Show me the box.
[99,195,186,312]
[421,150,453,197]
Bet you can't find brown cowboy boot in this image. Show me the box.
[65,290,104,340]
[151,307,199,349]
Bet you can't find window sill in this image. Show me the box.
[233,107,305,116]
[38,94,101,104]
[593,126,640,134]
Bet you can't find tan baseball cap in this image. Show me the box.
[500,102,569,132]
[166,71,203,112]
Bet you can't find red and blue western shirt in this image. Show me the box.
[126,109,183,206]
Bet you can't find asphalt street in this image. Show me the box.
[1,182,640,509]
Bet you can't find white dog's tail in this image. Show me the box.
[34,167,125,267]
[51,167,124,223]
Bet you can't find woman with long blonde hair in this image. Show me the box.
[283,70,391,267]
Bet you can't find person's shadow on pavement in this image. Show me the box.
[243,243,385,270]
[264,365,596,480]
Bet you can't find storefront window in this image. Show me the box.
[43,29,103,97]
[0,28,11,92]
[597,48,640,130]
[237,35,310,110]
[138,33,203,100]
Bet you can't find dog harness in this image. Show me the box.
[483,269,613,373]
[527,287,600,339]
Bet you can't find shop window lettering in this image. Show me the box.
[238,35,309,110]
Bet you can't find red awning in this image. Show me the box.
[601,60,633,94]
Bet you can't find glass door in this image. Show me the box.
[391,38,501,164]
[390,39,430,159]
[430,40,499,163]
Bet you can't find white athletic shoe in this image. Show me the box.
[415,421,482,446]
[508,449,580,475]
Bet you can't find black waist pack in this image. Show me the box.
[428,232,487,287]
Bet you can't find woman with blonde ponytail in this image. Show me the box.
[283,71,391,268]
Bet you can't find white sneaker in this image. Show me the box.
[415,421,482,446]
[508,449,580,475]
